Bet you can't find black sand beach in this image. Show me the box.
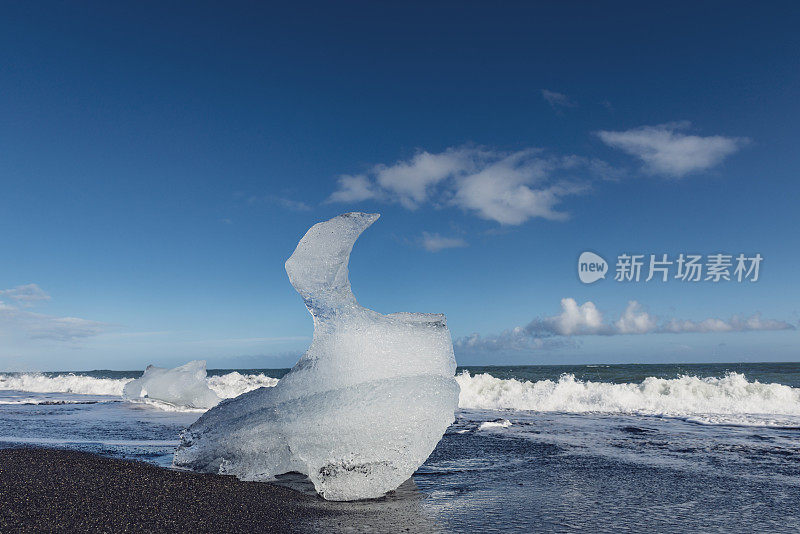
[0,448,438,533]
[0,448,326,533]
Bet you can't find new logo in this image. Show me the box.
[578,252,608,284]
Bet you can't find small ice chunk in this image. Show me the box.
[478,419,513,431]
[123,360,220,410]
[174,213,460,501]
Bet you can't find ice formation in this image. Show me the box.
[478,419,513,431]
[123,360,220,410]
[173,212,459,500]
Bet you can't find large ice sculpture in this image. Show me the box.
[123,360,220,410]
[173,213,459,500]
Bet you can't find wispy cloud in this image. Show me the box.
[457,330,576,353]
[328,149,473,209]
[660,315,794,334]
[0,283,50,305]
[0,285,108,341]
[420,232,468,252]
[0,305,108,341]
[596,122,748,178]
[455,298,794,352]
[246,195,312,211]
[541,89,576,109]
[328,146,599,225]
[186,336,309,345]
[327,175,381,204]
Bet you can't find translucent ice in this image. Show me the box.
[123,360,220,410]
[173,213,459,500]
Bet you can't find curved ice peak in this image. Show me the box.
[174,213,459,501]
[285,212,379,314]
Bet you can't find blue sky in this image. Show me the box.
[1,1,798,370]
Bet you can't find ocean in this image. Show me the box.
[2,362,799,532]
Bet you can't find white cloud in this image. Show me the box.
[541,89,576,108]
[0,285,108,341]
[456,298,605,352]
[454,298,793,353]
[328,146,594,225]
[614,301,658,334]
[451,151,588,224]
[420,232,468,252]
[374,148,475,209]
[596,122,748,178]
[546,298,606,335]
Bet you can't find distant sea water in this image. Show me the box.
[2,362,800,532]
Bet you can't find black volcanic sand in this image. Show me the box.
[0,448,438,533]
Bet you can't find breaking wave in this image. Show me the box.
[0,373,128,396]
[5,370,800,424]
[456,371,800,424]
[0,372,279,401]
